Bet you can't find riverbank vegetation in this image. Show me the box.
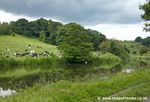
[1,67,150,102]
[0,34,123,67]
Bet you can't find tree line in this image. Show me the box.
[135,36,150,46]
[0,18,106,51]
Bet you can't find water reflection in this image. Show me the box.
[0,59,149,90]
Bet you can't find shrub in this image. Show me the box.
[140,46,150,55]
[58,23,94,64]
[100,40,129,61]
[135,36,142,42]
[132,51,137,54]
[99,40,129,61]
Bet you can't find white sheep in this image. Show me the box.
[0,88,16,97]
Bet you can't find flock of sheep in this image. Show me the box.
[0,44,56,58]
[0,88,16,97]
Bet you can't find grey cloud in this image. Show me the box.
[0,0,144,25]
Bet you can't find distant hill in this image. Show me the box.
[122,41,150,55]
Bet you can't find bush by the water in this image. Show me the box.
[58,23,94,64]
[99,40,129,61]
[92,53,122,69]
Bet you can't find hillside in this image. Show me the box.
[121,41,150,56]
[0,35,58,56]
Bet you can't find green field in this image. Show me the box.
[0,35,58,55]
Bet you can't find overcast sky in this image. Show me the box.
[0,0,149,40]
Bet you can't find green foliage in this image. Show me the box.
[0,55,61,67]
[58,23,94,63]
[134,36,150,46]
[141,36,150,46]
[140,1,150,21]
[109,41,129,61]
[39,31,47,42]
[132,51,137,54]
[140,1,150,31]
[10,18,30,36]
[0,18,105,48]
[122,41,150,55]
[9,18,63,40]
[46,20,63,44]
[0,22,12,35]
[11,32,16,37]
[140,46,150,55]
[92,53,122,69]
[53,25,68,45]
[86,29,106,50]
[135,36,142,42]
[99,40,129,61]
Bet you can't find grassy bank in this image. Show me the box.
[1,68,150,102]
[92,53,122,69]
[0,56,60,67]
[0,53,122,69]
